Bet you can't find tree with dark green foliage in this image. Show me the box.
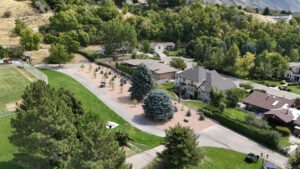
[129,63,154,101]
[158,124,203,169]
[10,81,79,169]
[289,148,300,169]
[6,46,24,59]
[263,7,270,15]
[143,89,174,120]
[0,46,6,58]
[49,43,73,66]
[241,42,256,56]
[71,112,131,169]
[10,80,130,169]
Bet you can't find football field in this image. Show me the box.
[0,65,34,110]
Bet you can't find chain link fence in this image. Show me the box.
[13,61,48,84]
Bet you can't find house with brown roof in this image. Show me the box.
[243,91,300,128]
[121,59,178,80]
[243,91,295,113]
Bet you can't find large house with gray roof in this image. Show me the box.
[175,66,237,102]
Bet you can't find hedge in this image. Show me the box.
[200,107,281,150]
[77,50,100,62]
[275,126,291,137]
[115,63,134,75]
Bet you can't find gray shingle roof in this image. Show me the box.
[176,66,237,91]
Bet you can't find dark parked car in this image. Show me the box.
[245,153,259,163]
[99,82,106,88]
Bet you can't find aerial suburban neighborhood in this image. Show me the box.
[2,0,300,169]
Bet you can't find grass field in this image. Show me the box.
[40,69,163,150]
[145,147,264,169]
[0,66,33,110]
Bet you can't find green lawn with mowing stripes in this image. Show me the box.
[0,66,32,110]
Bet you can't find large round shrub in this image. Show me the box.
[143,90,174,120]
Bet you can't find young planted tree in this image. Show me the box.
[80,64,85,70]
[158,124,203,169]
[93,71,97,79]
[129,63,154,101]
[133,99,137,107]
[143,90,174,120]
[89,64,92,73]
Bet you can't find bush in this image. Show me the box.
[7,46,24,59]
[115,131,129,146]
[239,83,254,90]
[32,0,51,13]
[115,63,134,75]
[281,80,287,85]
[143,90,174,120]
[77,50,99,62]
[250,89,266,94]
[186,110,191,117]
[174,106,178,112]
[199,112,205,121]
[246,112,270,129]
[3,11,12,18]
[275,126,291,136]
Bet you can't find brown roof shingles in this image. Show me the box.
[264,109,294,123]
[243,91,295,111]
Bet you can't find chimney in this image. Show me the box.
[206,72,212,90]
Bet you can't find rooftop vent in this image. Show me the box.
[272,100,279,106]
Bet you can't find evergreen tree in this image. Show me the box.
[10,81,78,169]
[129,63,154,101]
[143,90,174,120]
[158,124,203,169]
[10,81,130,169]
[71,112,130,169]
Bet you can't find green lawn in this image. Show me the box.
[0,115,20,169]
[156,83,177,100]
[0,66,32,109]
[289,85,300,95]
[201,147,263,169]
[145,147,264,169]
[223,108,247,122]
[41,69,163,150]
